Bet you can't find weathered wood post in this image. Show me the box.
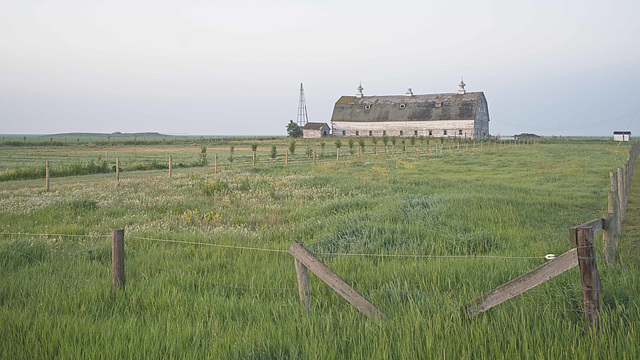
[611,171,621,236]
[603,211,615,267]
[576,226,600,334]
[215,154,218,174]
[617,167,625,221]
[45,160,50,192]
[168,155,172,178]
[293,241,312,311]
[112,229,125,293]
[336,148,340,160]
[116,157,120,182]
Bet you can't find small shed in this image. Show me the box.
[302,122,331,139]
[613,131,631,142]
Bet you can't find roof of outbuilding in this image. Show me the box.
[302,122,330,130]
[331,92,485,122]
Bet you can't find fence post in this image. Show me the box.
[112,229,125,293]
[602,211,614,267]
[313,149,316,165]
[617,167,625,222]
[116,157,120,182]
[45,160,50,192]
[576,227,600,335]
[168,155,172,178]
[293,241,312,311]
[286,150,288,167]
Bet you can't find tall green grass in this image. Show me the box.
[1,139,638,358]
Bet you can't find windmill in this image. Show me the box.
[297,83,309,127]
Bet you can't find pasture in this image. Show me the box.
[1,138,639,359]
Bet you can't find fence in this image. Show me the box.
[3,139,637,336]
[30,138,537,190]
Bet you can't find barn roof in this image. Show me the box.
[331,92,484,123]
[302,122,330,130]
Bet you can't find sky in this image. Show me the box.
[1,0,639,136]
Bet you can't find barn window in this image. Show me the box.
[369,130,373,136]
[414,130,418,136]
[399,104,406,109]
[459,130,463,136]
[342,130,346,136]
[364,104,371,110]
[443,130,448,135]
[356,131,359,136]
[400,130,403,136]
[428,130,433,136]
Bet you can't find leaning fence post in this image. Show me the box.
[576,226,600,335]
[112,229,125,293]
[45,160,50,192]
[116,157,120,182]
[293,241,312,310]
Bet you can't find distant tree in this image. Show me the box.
[251,143,259,166]
[289,139,296,156]
[348,138,355,154]
[334,139,342,159]
[228,145,234,163]
[358,138,366,153]
[382,136,389,153]
[270,145,277,160]
[200,146,208,165]
[410,137,416,148]
[286,120,303,138]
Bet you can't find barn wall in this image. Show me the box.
[303,129,322,139]
[332,120,476,138]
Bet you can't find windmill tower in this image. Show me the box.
[297,83,309,127]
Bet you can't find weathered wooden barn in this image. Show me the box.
[302,122,331,139]
[330,82,490,139]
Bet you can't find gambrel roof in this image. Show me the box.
[331,92,486,123]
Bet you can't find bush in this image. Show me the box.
[203,179,229,195]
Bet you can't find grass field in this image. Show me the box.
[1,138,639,359]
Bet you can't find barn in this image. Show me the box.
[302,122,331,139]
[330,81,490,139]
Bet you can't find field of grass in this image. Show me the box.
[1,138,639,358]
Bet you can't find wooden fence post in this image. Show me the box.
[602,212,615,267]
[617,167,625,222]
[576,226,600,334]
[45,160,50,192]
[112,229,125,293]
[168,155,172,178]
[313,149,316,165]
[293,241,312,310]
[611,171,621,236]
[116,157,120,182]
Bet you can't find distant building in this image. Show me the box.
[330,81,490,139]
[613,131,631,141]
[302,122,331,139]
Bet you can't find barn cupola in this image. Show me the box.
[458,79,466,94]
[405,88,414,97]
[356,83,364,98]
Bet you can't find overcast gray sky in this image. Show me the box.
[1,0,639,136]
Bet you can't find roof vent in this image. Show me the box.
[356,83,364,98]
[458,79,466,94]
[405,88,413,97]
